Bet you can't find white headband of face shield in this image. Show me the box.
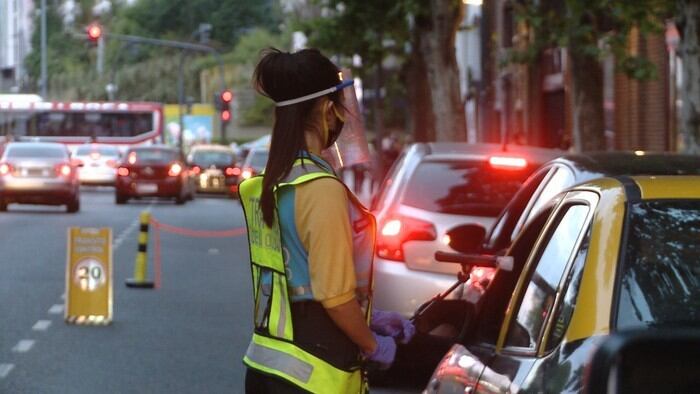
[275,80,354,107]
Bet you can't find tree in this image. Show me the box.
[509,0,669,152]
[676,0,700,153]
[298,0,466,142]
[412,0,466,142]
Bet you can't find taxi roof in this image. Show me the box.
[631,175,700,200]
[555,152,700,180]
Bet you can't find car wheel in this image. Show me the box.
[175,194,186,205]
[0,200,7,212]
[115,194,128,205]
[67,197,80,213]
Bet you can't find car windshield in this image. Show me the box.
[248,151,268,169]
[6,145,67,159]
[192,151,234,166]
[75,145,120,157]
[401,160,530,216]
[617,200,700,329]
[129,149,177,163]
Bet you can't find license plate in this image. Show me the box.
[135,183,158,194]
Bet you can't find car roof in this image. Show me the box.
[6,142,65,149]
[128,145,177,152]
[552,152,700,182]
[190,144,233,152]
[413,142,564,165]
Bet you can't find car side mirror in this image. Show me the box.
[446,224,486,254]
[585,329,700,394]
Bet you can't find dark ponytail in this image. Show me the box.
[253,48,342,227]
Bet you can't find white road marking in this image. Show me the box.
[208,248,220,255]
[12,340,35,353]
[48,304,64,314]
[0,364,14,379]
[32,320,52,331]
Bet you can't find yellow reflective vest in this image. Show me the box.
[239,157,375,393]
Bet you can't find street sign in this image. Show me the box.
[65,227,113,325]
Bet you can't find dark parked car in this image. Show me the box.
[115,145,194,205]
[187,144,239,197]
[0,142,80,212]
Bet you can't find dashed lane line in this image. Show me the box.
[32,320,52,331]
[0,364,14,379]
[11,340,35,353]
[48,304,64,315]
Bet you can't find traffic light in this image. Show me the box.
[217,90,233,123]
[86,23,103,42]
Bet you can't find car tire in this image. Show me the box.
[115,194,128,205]
[67,197,80,213]
[0,200,7,212]
[175,194,186,205]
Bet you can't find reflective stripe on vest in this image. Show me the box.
[239,157,371,393]
[243,333,362,394]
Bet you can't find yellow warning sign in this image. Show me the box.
[65,227,113,325]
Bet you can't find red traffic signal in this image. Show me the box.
[221,109,232,122]
[87,23,103,42]
[221,90,233,104]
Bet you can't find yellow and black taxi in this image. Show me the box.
[424,176,700,393]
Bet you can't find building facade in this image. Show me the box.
[0,0,34,93]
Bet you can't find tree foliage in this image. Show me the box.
[508,0,672,80]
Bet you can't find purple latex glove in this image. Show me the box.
[370,309,416,344]
[364,333,397,370]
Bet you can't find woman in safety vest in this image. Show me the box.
[240,48,415,393]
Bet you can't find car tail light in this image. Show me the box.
[376,215,437,261]
[241,168,253,179]
[105,159,117,168]
[0,163,13,176]
[117,167,130,177]
[168,163,183,177]
[127,152,137,165]
[191,166,201,175]
[488,156,527,169]
[55,163,73,177]
[225,167,241,177]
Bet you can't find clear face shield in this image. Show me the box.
[275,69,370,170]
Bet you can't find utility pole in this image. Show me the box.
[40,0,47,98]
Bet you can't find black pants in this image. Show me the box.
[245,368,306,394]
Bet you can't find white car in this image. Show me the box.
[371,143,562,317]
[73,144,121,186]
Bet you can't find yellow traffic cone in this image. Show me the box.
[125,211,154,288]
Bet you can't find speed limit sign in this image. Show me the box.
[66,228,113,325]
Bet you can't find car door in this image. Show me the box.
[473,190,598,393]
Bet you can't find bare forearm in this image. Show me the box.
[325,299,376,354]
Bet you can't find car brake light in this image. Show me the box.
[105,159,117,168]
[377,215,437,261]
[127,152,137,164]
[0,163,13,176]
[191,166,201,175]
[225,167,241,177]
[241,169,253,179]
[489,156,527,169]
[117,167,130,177]
[55,163,72,177]
[168,163,183,177]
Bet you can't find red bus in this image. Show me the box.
[0,100,163,151]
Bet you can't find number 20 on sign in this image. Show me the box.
[65,227,113,325]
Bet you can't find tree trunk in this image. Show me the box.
[677,0,700,154]
[416,0,466,142]
[569,48,606,152]
[406,32,436,142]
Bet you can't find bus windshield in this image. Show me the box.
[0,111,153,138]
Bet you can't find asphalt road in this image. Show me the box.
[0,187,420,393]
